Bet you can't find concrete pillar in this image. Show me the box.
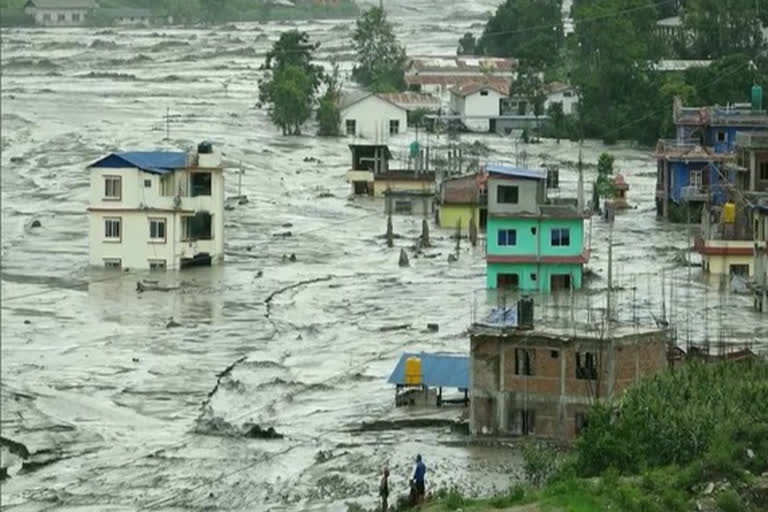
[663,160,669,220]
[749,150,756,191]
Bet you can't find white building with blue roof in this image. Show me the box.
[87,142,225,270]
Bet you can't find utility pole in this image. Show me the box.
[606,206,615,399]
[577,142,584,212]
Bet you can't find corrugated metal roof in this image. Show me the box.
[486,164,547,180]
[442,173,482,204]
[407,55,517,73]
[377,92,440,108]
[339,91,373,110]
[451,81,509,97]
[89,151,187,175]
[387,352,469,389]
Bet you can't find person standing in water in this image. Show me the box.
[411,454,426,503]
[379,467,390,512]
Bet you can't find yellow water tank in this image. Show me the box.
[723,202,736,224]
[404,356,422,385]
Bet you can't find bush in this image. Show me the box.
[575,361,768,476]
[717,489,752,512]
[0,8,35,26]
[443,486,466,510]
[522,442,557,487]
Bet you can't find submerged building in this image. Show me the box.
[469,320,668,440]
[87,142,225,270]
[344,143,435,197]
[485,164,588,292]
[654,88,768,222]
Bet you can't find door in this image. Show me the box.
[497,273,519,289]
[479,208,488,231]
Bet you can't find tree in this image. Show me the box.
[457,32,477,55]
[596,152,615,199]
[546,101,565,142]
[259,30,323,135]
[571,0,662,144]
[266,65,313,135]
[683,0,765,59]
[352,7,407,92]
[477,0,563,68]
[510,65,547,138]
[316,61,342,136]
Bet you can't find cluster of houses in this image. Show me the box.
[339,55,577,140]
[654,86,768,296]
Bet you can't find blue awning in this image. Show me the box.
[387,352,469,389]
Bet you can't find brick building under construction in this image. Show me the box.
[469,323,668,440]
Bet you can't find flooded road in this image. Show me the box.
[1,1,765,510]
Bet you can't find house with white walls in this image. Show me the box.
[340,92,409,141]
[24,0,95,25]
[544,82,578,115]
[405,55,518,105]
[87,142,225,271]
[450,81,509,132]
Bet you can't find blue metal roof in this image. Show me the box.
[387,352,469,389]
[486,163,547,180]
[89,151,187,175]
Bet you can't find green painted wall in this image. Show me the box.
[486,216,584,257]
[486,262,583,291]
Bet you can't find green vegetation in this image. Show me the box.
[351,7,407,93]
[316,60,342,137]
[414,361,768,512]
[258,30,324,135]
[595,152,615,199]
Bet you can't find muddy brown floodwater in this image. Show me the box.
[1,1,766,510]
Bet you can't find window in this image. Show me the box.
[104,176,122,200]
[182,212,212,240]
[480,89,489,96]
[576,352,598,380]
[510,409,536,435]
[394,200,412,214]
[497,185,519,204]
[190,173,211,197]
[497,229,516,246]
[497,273,519,289]
[760,162,768,181]
[530,273,537,282]
[690,170,703,189]
[58,13,65,21]
[149,259,166,271]
[514,348,535,376]
[551,274,572,290]
[550,350,559,358]
[144,179,152,188]
[564,91,573,98]
[345,119,356,136]
[104,218,121,241]
[531,226,537,235]
[730,264,749,277]
[43,13,51,21]
[551,228,570,247]
[104,258,121,269]
[716,131,726,143]
[149,218,166,242]
[546,168,559,189]
[389,120,400,135]
[575,413,588,435]
[72,13,80,22]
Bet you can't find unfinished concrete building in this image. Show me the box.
[469,324,668,440]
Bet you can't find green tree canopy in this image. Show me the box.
[457,32,477,56]
[596,152,615,198]
[351,7,407,92]
[683,0,766,59]
[262,29,324,91]
[266,64,313,135]
[477,0,564,68]
[316,60,342,136]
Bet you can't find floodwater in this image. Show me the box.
[1,1,765,510]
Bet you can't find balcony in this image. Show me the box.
[679,186,709,202]
[654,139,733,162]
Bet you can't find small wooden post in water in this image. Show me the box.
[455,218,461,258]
[469,209,477,247]
[386,214,394,248]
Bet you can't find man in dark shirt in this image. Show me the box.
[411,454,426,503]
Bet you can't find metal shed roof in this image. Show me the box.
[387,352,469,389]
[89,151,187,175]
[486,164,547,180]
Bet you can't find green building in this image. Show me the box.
[485,165,588,292]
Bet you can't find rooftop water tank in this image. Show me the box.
[404,356,422,385]
[752,85,763,112]
[723,202,736,224]
[198,141,213,154]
